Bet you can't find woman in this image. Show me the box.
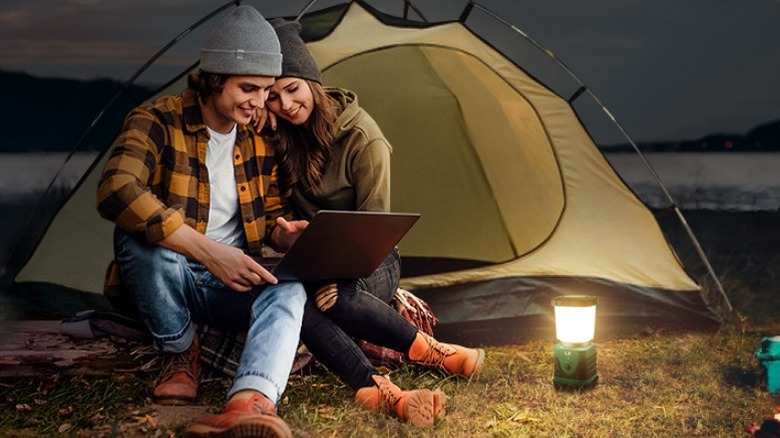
[261,19,485,428]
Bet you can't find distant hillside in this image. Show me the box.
[0,71,156,153]
[605,119,780,152]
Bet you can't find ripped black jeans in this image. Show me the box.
[299,248,418,390]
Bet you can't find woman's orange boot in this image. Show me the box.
[354,374,446,428]
[407,331,485,378]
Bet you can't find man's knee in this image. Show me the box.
[255,282,308,320]
[314,283,339,312]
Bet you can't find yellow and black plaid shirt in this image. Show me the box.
[97,88,287,308]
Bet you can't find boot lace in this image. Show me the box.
[248,394,276,415]
[160,345,197,381]
[416,334,453,368]
[375,377,401,412]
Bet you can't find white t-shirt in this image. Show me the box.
[204,125,246,248]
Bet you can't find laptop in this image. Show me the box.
[258,210,420,281]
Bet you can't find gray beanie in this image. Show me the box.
[201,6,282,76]
[270,18,322,84]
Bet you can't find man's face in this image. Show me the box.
[208,75,275,133]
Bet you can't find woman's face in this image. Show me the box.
[266,77,314,126]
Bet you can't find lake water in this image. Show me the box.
[604,152,780,211]
[2,151,775,209]
[1,151,778,285]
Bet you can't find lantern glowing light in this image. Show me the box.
[552,295,598,387]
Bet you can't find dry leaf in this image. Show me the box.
[507,409,542,424]
[145,414,158,428]
[131,414,158,427]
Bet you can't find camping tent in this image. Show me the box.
[7,0,724,345]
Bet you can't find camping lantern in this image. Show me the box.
[552,295,598,387]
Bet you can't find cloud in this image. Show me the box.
[0,39,157,64]
[0,4,43,30]
[0,9,27,25]
[0,0,204,77]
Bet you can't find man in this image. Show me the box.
[97,6,306,437]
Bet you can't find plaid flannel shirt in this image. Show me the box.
[97,88,288,308]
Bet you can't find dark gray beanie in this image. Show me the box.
[201,6,282,76]
[270,18,322,84]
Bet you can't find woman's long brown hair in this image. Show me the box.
[272,80,338,198]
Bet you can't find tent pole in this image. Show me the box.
[466,1,732,312]
[294,0,321,21]
[459,2,475,23]
[670,207,732,311]
[400,1,428,22]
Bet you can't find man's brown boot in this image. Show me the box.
[407,331,485,378]
[153,337,201,405]
[183,391,292,438]
[354,374,446,428]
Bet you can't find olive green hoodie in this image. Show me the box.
[292,87,392,220]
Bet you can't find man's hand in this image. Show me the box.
[272,217,308,251]
[201,243,278,292]
[252,107,277,134]
[159,225,277,293]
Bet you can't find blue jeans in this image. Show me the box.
[113,228,306,404]
[300,248,418,390]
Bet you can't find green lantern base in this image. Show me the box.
[553,342,598,387]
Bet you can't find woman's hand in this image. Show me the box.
[272,217,309,251]
[252,107,278,134]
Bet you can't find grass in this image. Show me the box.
[1,210,779,436]
[1,374,150,436]
[2,328,777,436]
[282,328,779,437]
